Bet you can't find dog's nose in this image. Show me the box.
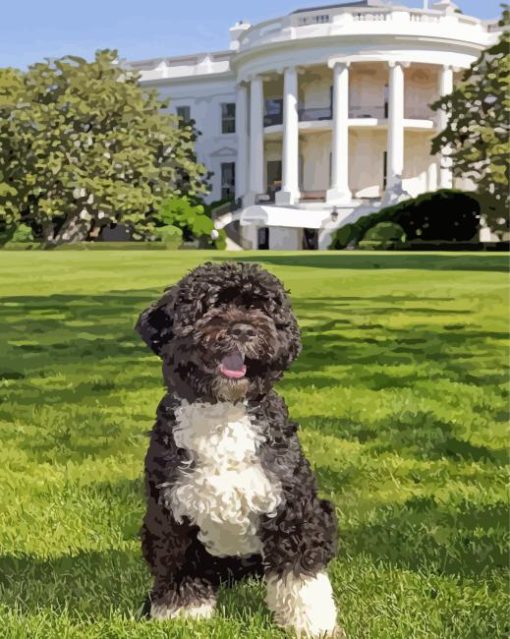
[231,322,256,341]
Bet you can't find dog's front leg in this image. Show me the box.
[142,505,217,621]
[260,496,340,638]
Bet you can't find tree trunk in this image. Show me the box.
[51,209,91,246]
[41,220,56,247]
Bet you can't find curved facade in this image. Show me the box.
[134,1,500,249]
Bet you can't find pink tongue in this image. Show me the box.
[220,352,247,379]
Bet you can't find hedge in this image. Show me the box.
[329,189,481,249]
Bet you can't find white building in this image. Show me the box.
[132,0,501,249]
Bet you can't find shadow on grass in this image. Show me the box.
[1,290,507,465]
[0,548,146,619]
[0,548,270,625]
[223,253,510,273]
[305,411,507,464]
[339,496,509,579]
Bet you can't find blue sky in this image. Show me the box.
[0,0,503,69]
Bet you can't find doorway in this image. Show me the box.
[257,227,270,250]
[302,228,318,250]
[266,160,282,199]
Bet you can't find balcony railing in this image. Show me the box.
[264,107,333,127]
[264,113,283,126]
[263,105,435,127]
[349,105,387,119]
[298,107,332,121]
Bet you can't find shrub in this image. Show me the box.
[153,224,183,247]
[363,222,406,242]
[212,228,227,250]
[2,223,35,247]
[359,222,406,250]
[329,190,481,249]
[53,242,175,251]
[156,195,219,247]
[329,224,357,250]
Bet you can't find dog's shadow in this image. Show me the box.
[136,576,273,625]
[0,549,276,628]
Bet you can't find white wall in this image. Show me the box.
[350,64,387,117]
[300,132,331,192]
[300,66,331,109]
[404,65,437,119]
[269,227,302,250]
[350,129,387,197]
[156,78,238,203]
[403,131,437,197]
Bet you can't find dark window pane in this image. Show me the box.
[221,102,236,134]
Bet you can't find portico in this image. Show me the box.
[240,58,457,208]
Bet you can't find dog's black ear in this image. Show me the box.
[135,287,177,357]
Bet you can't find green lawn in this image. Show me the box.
[0,251,508,639]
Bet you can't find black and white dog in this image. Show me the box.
[136,261,339,637]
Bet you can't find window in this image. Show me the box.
[383,84,389,118]
[176,105,191,123]
[383,151,387,190]
[221,162,236,199]
[221,103,236,134]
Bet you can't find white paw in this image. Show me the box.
[151,599,215,621]
[265,571,338,638]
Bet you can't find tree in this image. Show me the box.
[431,6,510,238]
[0,50,209,245]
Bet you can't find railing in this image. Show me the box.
[237,6,492,53]
[349,105,386,119]
[211,198,240,220]
[211,198,252,250]
[296,13,330,26]
[264,113,283,126]
[408,10,441,23]
[299,107,332,121]
[486,20,503,32]
[263,105,435,124]
[353,10,390,22]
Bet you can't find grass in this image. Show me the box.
[0,250,508,639]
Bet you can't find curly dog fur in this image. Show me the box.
[135,261,339,637]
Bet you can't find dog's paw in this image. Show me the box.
[265,571,338,638]
[150,599,216,621]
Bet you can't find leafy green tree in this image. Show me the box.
[431,6,510,237]
[0,50,208,245]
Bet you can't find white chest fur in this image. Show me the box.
[168,400,282,557]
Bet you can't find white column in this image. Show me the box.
[326,61,351,204]
[386,61,405,191]
[437,65,454,189]
[248,75,264,201]
[276,67,300,205]
[235,82,248,202]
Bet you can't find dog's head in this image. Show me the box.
[136,261,301,402]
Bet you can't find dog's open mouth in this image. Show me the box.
[219,350,247,379]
